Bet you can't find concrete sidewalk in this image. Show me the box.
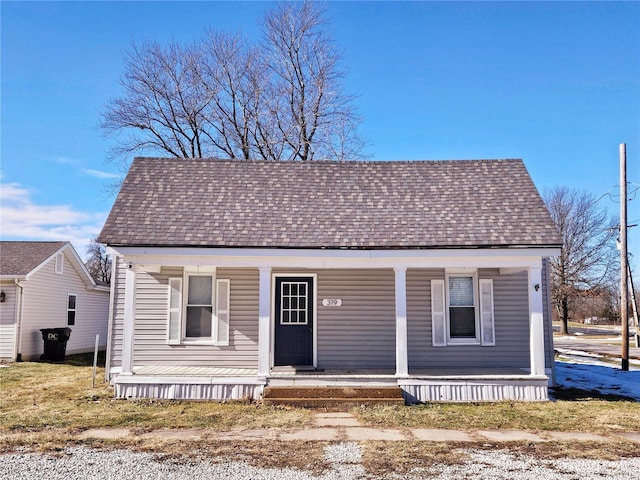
[74,411,640,444]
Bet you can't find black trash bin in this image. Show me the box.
[40,327,72,361]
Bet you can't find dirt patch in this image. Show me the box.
[361,441,469,477]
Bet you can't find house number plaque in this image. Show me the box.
[322,298,342,307]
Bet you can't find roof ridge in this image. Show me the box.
[132,157,524,165]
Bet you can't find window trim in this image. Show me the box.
[445,270,480,345]
[183,273,214,342]
[67,293,77,326]
[166,267,230,346]
[167,278,182,345]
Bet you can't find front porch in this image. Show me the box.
[108,247,557,404]
[112,365,549,403]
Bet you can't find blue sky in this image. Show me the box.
[1,1,639,262]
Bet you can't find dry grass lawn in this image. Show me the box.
[2,354,639,466]
[352,400,639,434]
[0,356,311,434]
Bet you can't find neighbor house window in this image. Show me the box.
[67,294,77,326]
[431,272,495,347]
[167,269,230,346]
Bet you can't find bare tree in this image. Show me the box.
[85,237,112,285]
[101,2,366,164]
[261,2,365,161]
[101,41,213,162]
[544,186,618,335]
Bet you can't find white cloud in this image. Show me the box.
[82,168,122,179]
[47,156,121,180]
[0,181,107,259]
[48,155,81,165]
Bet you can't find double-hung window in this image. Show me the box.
[67,294,77,326]
[167,268,230,346]
[431,270,495,347]
[185,275,213,338]
[448,275,477,341]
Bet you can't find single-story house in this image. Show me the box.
[0,241,110,361]
[98,158,561,403]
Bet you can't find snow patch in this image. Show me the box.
[555,361,640,400]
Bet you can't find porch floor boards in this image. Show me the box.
[130,365,530,379]
[132,366,258,376]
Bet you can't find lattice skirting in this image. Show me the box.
[399,378,549,403]
[113,376,265,401]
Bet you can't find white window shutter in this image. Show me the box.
[168,278,182,345]
[479,279,495,346]
[431,279,446,347]
[215,279,230,346]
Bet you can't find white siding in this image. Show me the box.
[131,267,259,368]
[408,269,531,369]
[542,258,555,381]
[18,251,109,359]
[108,256,126,368]
[0,283,18,359]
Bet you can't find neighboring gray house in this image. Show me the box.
[98,158,561,403]
[0,241,110,361]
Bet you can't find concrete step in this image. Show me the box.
[262,386,406,407]
[263,397,405,408]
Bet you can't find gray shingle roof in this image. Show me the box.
[98,158,561,249]
[0,241,67,276]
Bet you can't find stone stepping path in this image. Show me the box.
[74,412,639,444]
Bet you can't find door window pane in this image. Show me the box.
[280,281,309,325]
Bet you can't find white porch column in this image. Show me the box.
[258,267,272,376]
[529,265,546,376]
[121,262,137,375]
[394,266,409,377]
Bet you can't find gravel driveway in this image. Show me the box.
[2,444,639,480]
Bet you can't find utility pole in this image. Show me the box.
[620,143,629,371]
[628,265,639,348]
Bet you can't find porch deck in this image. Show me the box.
[113,365,547,402]
[130,365,530,377]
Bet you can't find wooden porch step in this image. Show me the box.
[262,386,406,407]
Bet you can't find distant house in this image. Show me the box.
[0,241,110,361]
[99,158,561,403]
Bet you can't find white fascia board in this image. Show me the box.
[107,246,560,270]
[0,275,26,282]
[90,285,111,293]
[27,242,98,288]
[23,243,69,279]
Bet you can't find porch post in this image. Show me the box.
[121,262,137,375]
[529,265,546,376]
[394,266,409,377]
[258,267,272,376]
